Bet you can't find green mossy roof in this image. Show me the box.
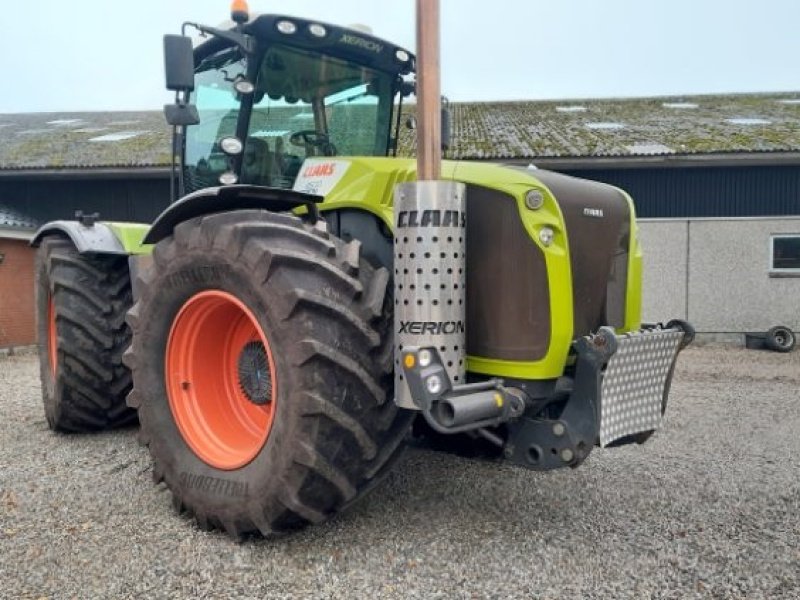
[1,92,799,170]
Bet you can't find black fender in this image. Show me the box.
[31,221,127,254]
[143,185,323,245]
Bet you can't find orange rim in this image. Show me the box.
[165,290,277,470]
[47,296,58,376]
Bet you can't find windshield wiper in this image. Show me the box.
[328,90,369,107]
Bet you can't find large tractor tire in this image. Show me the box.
[35,237,136,432]
[125,210,413,537]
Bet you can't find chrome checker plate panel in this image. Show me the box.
[599,328,685,447]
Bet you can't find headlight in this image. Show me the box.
[418,349,433,368]
[396,49,410,63]
[309,24,327,37]
[234,79,255,95]
[276,20,297,34]
[539,227,554,247]
[220,137,243,156]
[425,375,443,395]
[219,172,238,185]
[525,190,544,210]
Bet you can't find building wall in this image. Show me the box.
[638,217,800,333]
[0,174,168,350]
[0,238,36,348]
[564,165,800,218]
[637,220,689,323]
[0,174,170,226]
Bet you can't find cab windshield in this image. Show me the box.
[184,44,397,192]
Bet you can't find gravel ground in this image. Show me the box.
[1,345,799,599]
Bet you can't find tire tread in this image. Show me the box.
[36,237,136,432]
[127,210,411,536]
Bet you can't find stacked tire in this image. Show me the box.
[765,325,796,353]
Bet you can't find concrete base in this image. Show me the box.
[691,333,745,346]
[0,345,37,358]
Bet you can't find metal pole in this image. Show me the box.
[393,0,467,411]
[415,0,441,180]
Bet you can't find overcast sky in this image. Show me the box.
[1,0,797,113]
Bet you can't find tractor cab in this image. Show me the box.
[165,12,415,198]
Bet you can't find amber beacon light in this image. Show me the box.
[231,0,250,24]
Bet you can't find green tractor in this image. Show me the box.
[32,4,692,537]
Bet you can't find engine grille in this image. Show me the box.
[465,185,551,362]
[531,171,631,336]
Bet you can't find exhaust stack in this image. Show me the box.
[394,0,467,410]
[393,181,466,409]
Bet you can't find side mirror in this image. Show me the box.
[400,81,415,97]
[164,35,195,92]
[164,104,200,126]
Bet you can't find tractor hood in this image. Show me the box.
[301,156,641,377]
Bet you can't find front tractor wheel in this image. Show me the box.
[125,210,412,537]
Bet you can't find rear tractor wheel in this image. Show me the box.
[125,210,413,537]
[35,237,136,432]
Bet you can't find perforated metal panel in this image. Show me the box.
[599,329,685,447]
[393,181,467,409]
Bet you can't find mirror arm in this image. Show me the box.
[183,22,255,54]
[391,82,405,157]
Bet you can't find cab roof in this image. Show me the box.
[194,14,415,77]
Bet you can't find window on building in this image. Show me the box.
[770,235,800,276]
